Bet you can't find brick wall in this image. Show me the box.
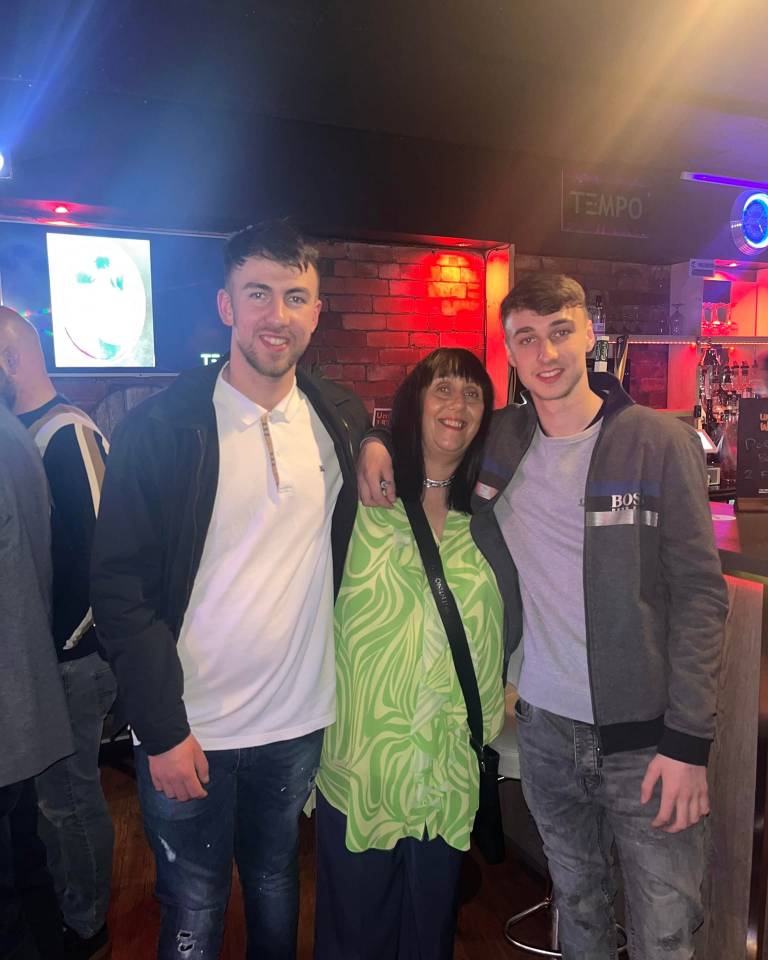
[59,241,487,420]
[56,246,674,420]
[304,241,486,412]
[515,253,671,408]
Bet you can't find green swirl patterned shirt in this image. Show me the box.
[317,501,505,852]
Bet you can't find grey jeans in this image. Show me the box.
[514,697,706,960]
[36,652,117,938]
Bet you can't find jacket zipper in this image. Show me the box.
[339,412,355,471]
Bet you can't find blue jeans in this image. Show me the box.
[35,652,117,938]
[135,728,323,960]
[514,698,706,960]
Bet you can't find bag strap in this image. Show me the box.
[403,498,486,765]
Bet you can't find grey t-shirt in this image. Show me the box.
[494,419,601,722]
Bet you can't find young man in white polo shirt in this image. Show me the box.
[91,222,369,959]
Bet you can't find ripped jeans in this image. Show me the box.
[134,729,323,960]
[514,698,706,960]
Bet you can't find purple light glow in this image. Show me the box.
[681,171,768,190]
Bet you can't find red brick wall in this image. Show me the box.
[304,241,486,412]
[59,247,677,415]
[515,254,671,408]
[60,241,487,418]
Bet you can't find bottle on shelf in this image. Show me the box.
[696,344,744,448]
[721,366,738,423]
[591,295,609,372]
[670,303,684,336]
[741,362,752,398]
[591,295,606,334]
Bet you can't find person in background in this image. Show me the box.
[0,371,73,960]
[358,275,727,960]
[0,307,115,960]
[91,221,369,960]
[315,349,505,960]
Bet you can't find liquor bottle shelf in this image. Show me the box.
[605,335,768,346]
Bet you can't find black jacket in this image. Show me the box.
[91,362,369,754]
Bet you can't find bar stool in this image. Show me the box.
[492,713,628,958]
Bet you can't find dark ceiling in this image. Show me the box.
[2,0,768,259]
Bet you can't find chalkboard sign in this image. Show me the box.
[736,398,768,508]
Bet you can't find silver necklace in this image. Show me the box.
[423,475,454,489]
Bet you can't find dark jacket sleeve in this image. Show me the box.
[43,425,105,649]
[363,425,392,454]
[345,395,373,459]
[657,424,728,765]
[90,415,190,755]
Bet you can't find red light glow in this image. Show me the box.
[701,301,736,337]
[485,247,511,407]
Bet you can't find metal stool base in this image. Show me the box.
[504,894,628,958]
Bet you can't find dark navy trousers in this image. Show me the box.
[313,790,464,960]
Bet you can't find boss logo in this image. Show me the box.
[611,493,641,510]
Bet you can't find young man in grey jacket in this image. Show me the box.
[359,273,727,960]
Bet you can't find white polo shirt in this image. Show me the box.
[176,369,343,750]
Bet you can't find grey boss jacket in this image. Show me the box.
[470,372,728,766]
[0,404,73,787]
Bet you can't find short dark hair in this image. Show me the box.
[223,220,319,281]
[500,273,586,327]
[391,348,494,513]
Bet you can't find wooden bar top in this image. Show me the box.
[711,503,768,580]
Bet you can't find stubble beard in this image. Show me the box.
[239,338,304,380]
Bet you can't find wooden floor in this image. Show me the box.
[102,752,550,959]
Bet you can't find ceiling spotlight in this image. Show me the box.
[0,150,12,179]
[53,204,70,214]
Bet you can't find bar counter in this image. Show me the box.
[699,504,768,960]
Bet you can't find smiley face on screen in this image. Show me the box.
[47,234,150,367]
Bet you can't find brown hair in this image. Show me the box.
[501,274,586,327]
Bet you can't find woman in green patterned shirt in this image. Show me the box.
[314,349,505,960]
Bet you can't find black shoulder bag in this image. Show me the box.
[403,498,506,865]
